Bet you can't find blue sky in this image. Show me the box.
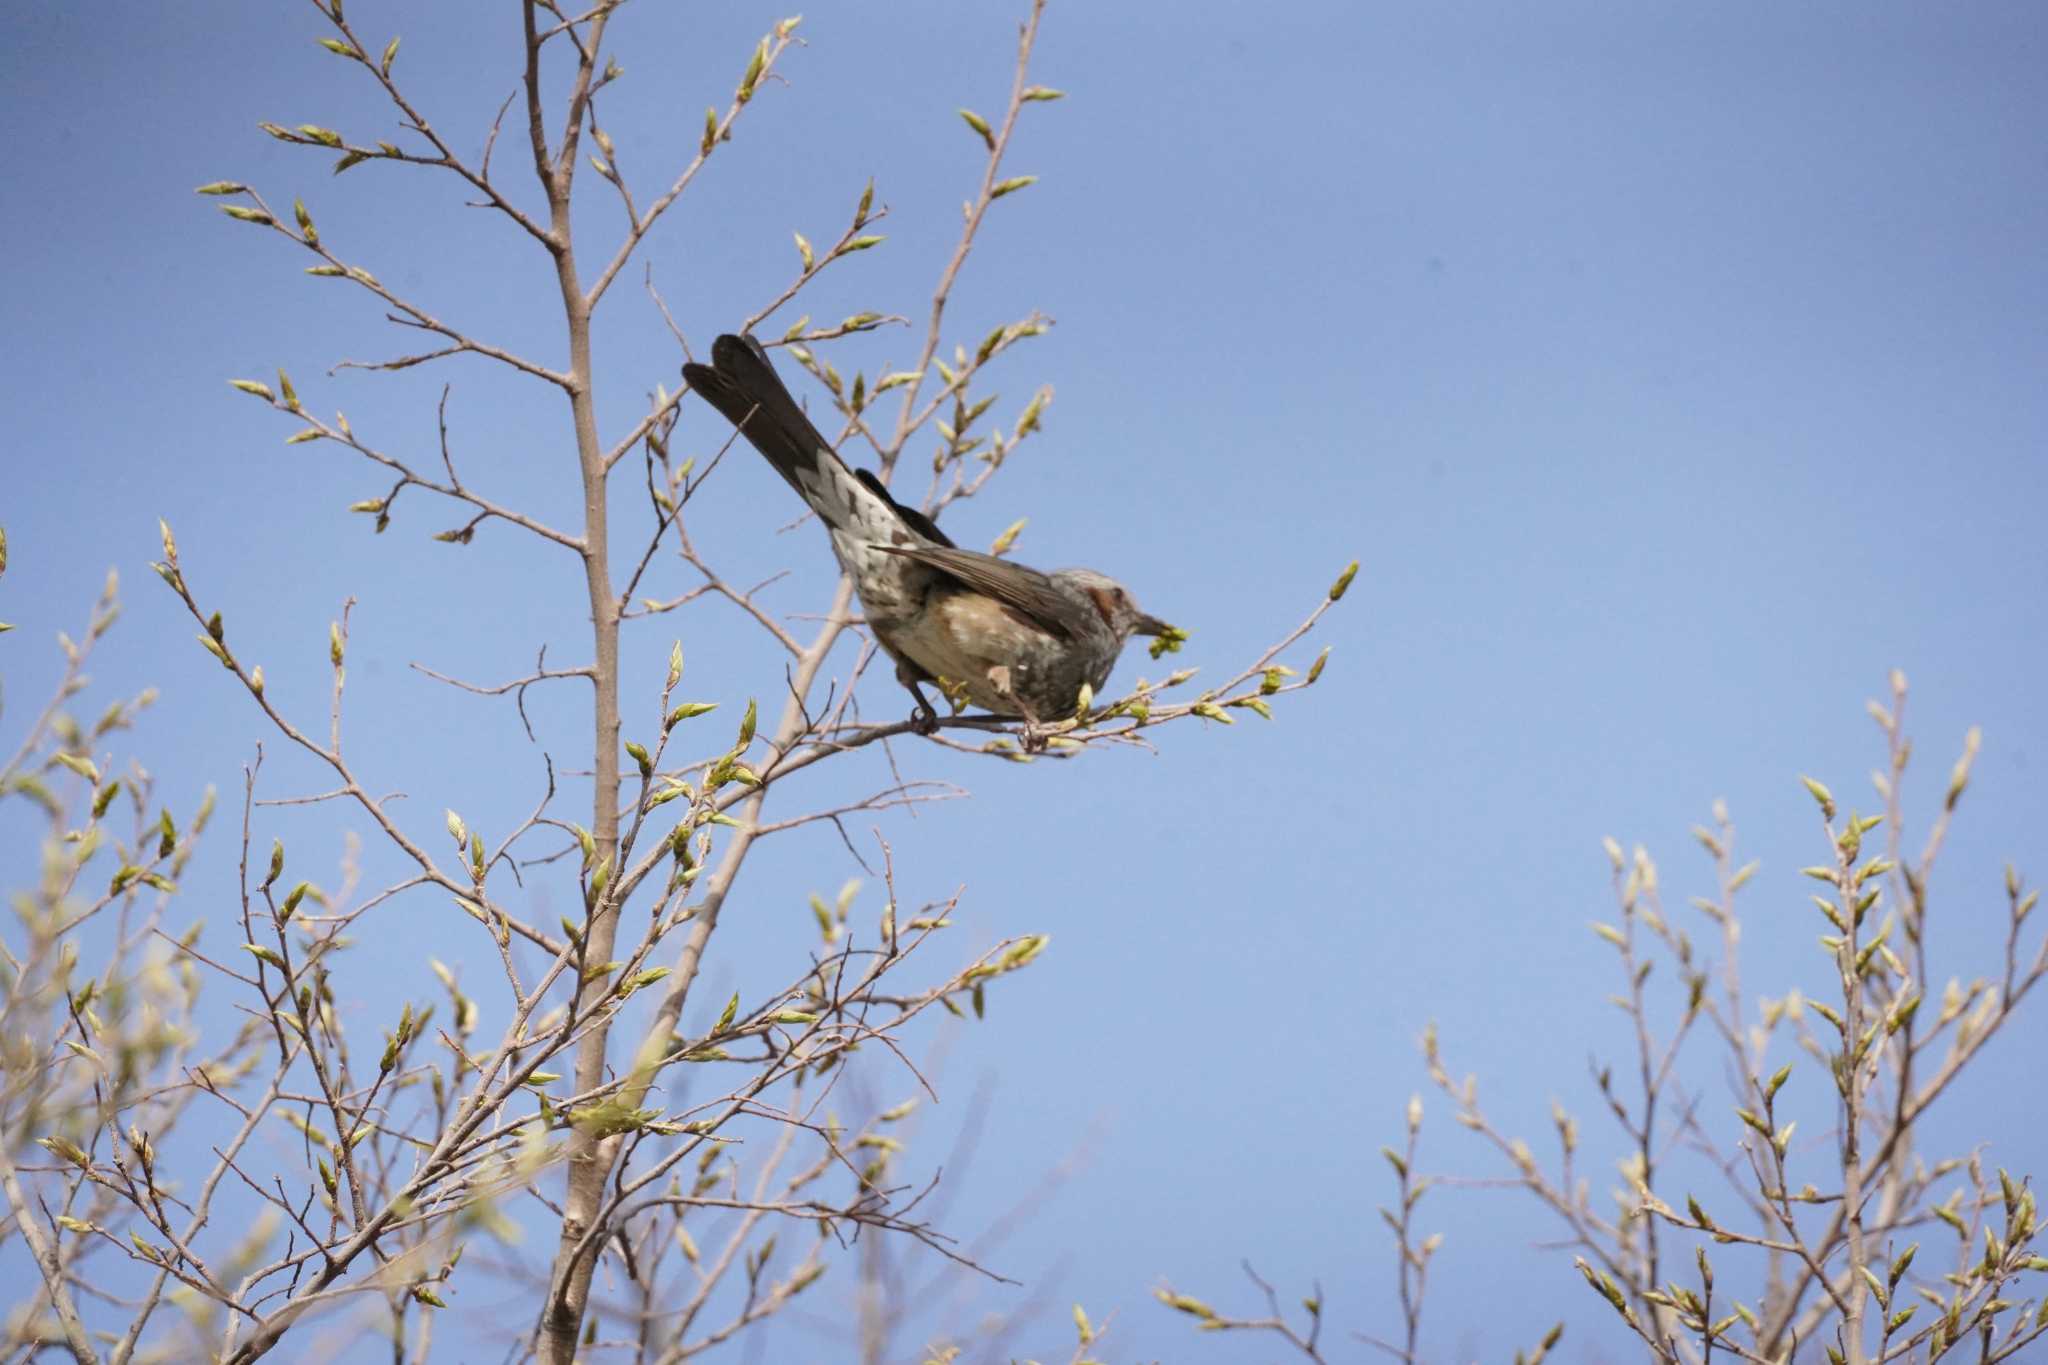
[5,2,2047,1360]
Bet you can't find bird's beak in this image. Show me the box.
[1132,612,1173,637]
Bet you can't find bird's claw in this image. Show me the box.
[900,679,943,737]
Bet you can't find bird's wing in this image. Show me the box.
[856,468,954,548]
[876,544,1091,641]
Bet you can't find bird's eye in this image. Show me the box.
[1114,588,1128,604]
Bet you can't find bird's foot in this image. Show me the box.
[996,678,1045,753]
[982,666,1044,752]
[902,682,942,736]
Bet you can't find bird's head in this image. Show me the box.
[1055,568,1175,644]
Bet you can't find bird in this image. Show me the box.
[682,333,1175,739]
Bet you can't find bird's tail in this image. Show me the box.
[684,333,929,543]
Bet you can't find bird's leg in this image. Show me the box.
[985,665,1046,753]
[1016,704,1047,754]
[895,660,941,736]
[904,683,941,736]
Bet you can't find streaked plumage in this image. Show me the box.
[683,334,1170,727]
